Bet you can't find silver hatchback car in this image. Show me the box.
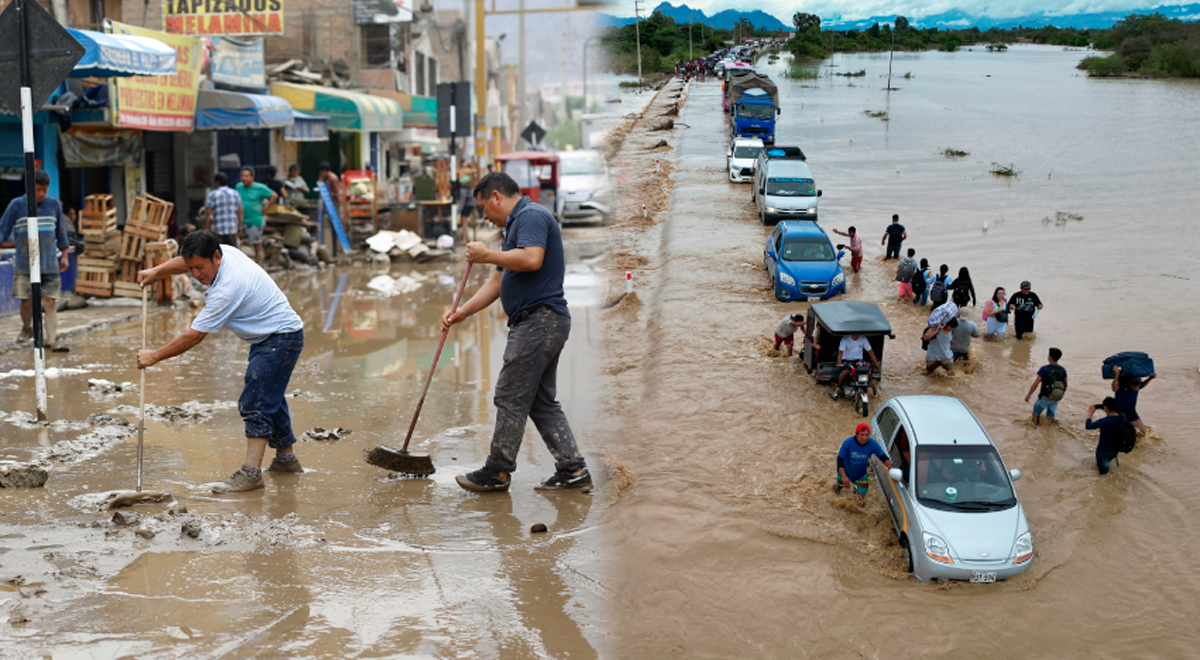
[869,395,1033,583]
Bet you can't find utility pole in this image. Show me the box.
[633,0,643,88]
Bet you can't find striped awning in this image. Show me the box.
[269,82,403,132]
[67,28,177,78]
[195,89,293,130]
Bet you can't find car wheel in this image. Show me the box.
[903,537,915,573]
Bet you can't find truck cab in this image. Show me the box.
[731,89,778,144]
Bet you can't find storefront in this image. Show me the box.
[195,89,294,184]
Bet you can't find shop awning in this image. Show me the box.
[270,82,403,132]
[404,95,437,128]
[67,28,177,78]
[284,111,329,142]
[195,89,293,130]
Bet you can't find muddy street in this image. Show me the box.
[0,230,613,658]
[599,47,1200,657]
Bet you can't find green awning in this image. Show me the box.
[270,82,403,132]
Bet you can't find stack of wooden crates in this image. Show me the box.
[75,193,177,303]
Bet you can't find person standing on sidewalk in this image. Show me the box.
[136,231,306,493]
[202,172,243,247]
[880,214,906,260]
[442,171,590,493]
[0,170,70,351]
[235,167,278,265]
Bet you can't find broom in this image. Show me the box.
[365,262,473,475]
[108,285,171,509]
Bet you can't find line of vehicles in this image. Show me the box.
[718,63,1033,583]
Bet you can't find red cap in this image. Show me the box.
[856,423,871,434]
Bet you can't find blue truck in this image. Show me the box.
[727,72,780,144]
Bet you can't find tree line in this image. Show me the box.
[600,10,1200,78]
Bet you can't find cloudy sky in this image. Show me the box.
[603,0,1193,20]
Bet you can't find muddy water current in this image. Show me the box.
[601,46,1200,658]
[0,232,612,658]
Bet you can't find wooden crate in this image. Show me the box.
[120,233,151,261]
[112,281,143,298]
[123,221,167,240]
[127,193,174,229]
[117,259,140,282]
[145,240,178,304]
[76,257,116,298]
[80,194,117,235]
[84,230,122,258]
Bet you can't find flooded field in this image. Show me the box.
[600,46,1200,657]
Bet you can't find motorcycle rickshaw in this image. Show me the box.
[495,151,560,222]
[802,301,894,417]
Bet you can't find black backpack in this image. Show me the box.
[910,269,927,295]
[929,275,949,305]
[952,283,971,308]
[1116,414,1138,453]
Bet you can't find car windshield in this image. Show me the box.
[560,156,605,176]
[915,445,1017,512]
[766,177,815,197]
[737,103,774,120]
[781,237,834,262]
[733,146,761,159]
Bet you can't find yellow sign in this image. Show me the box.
[109,22,202,131]
[162,0,286,36]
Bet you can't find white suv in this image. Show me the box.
[727,137,763,183]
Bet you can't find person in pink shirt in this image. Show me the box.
[832,226,863,272]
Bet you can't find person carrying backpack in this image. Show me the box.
[1026,347,1067,426]
[928,264,953,308]
[1086,397,1136,475]
[895,248,918,301]
[951,266,976,308]
[911,258,931,306]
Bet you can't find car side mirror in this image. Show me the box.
[888,468,904,483]
[758,187,765,195]
[776,107,781,115]
[817,190,823,197]
[1009,469,1022,481]
[837,250,846,261]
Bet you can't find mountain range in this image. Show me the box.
[599,2,1200,31]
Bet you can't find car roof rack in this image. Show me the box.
[762,146,806,161]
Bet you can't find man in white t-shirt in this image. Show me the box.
[137,231,306,493]
[833,333,879,398]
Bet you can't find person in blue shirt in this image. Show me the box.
[1086,397,1125,475]
[442,171,589,494]
[837,423,895,506]
[0,170,70,350]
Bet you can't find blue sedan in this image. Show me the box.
[764,222,846,302]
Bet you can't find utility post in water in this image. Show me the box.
[634,0,643,88]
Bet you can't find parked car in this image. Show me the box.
[752,146,821,224]
[727,137,763,183]
[763,221,846,302]
[556,149,610,225]
[869,395,1034,583]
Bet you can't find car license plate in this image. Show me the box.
[805,296,816,302]
[970,572,997,583]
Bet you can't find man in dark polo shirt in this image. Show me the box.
[441,171,589,493]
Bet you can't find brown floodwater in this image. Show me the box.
[0,229,613,658]
[601,46,1200,658]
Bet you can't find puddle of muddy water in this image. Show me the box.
[0,254,611,658]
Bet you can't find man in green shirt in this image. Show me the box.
[236,167,278,264]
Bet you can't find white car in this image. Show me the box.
[556,150,610,225]
[727,137,763,183]
[870,396,1034,583]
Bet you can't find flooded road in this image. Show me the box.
[0,227,614,658]
[601,46,1200,657]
